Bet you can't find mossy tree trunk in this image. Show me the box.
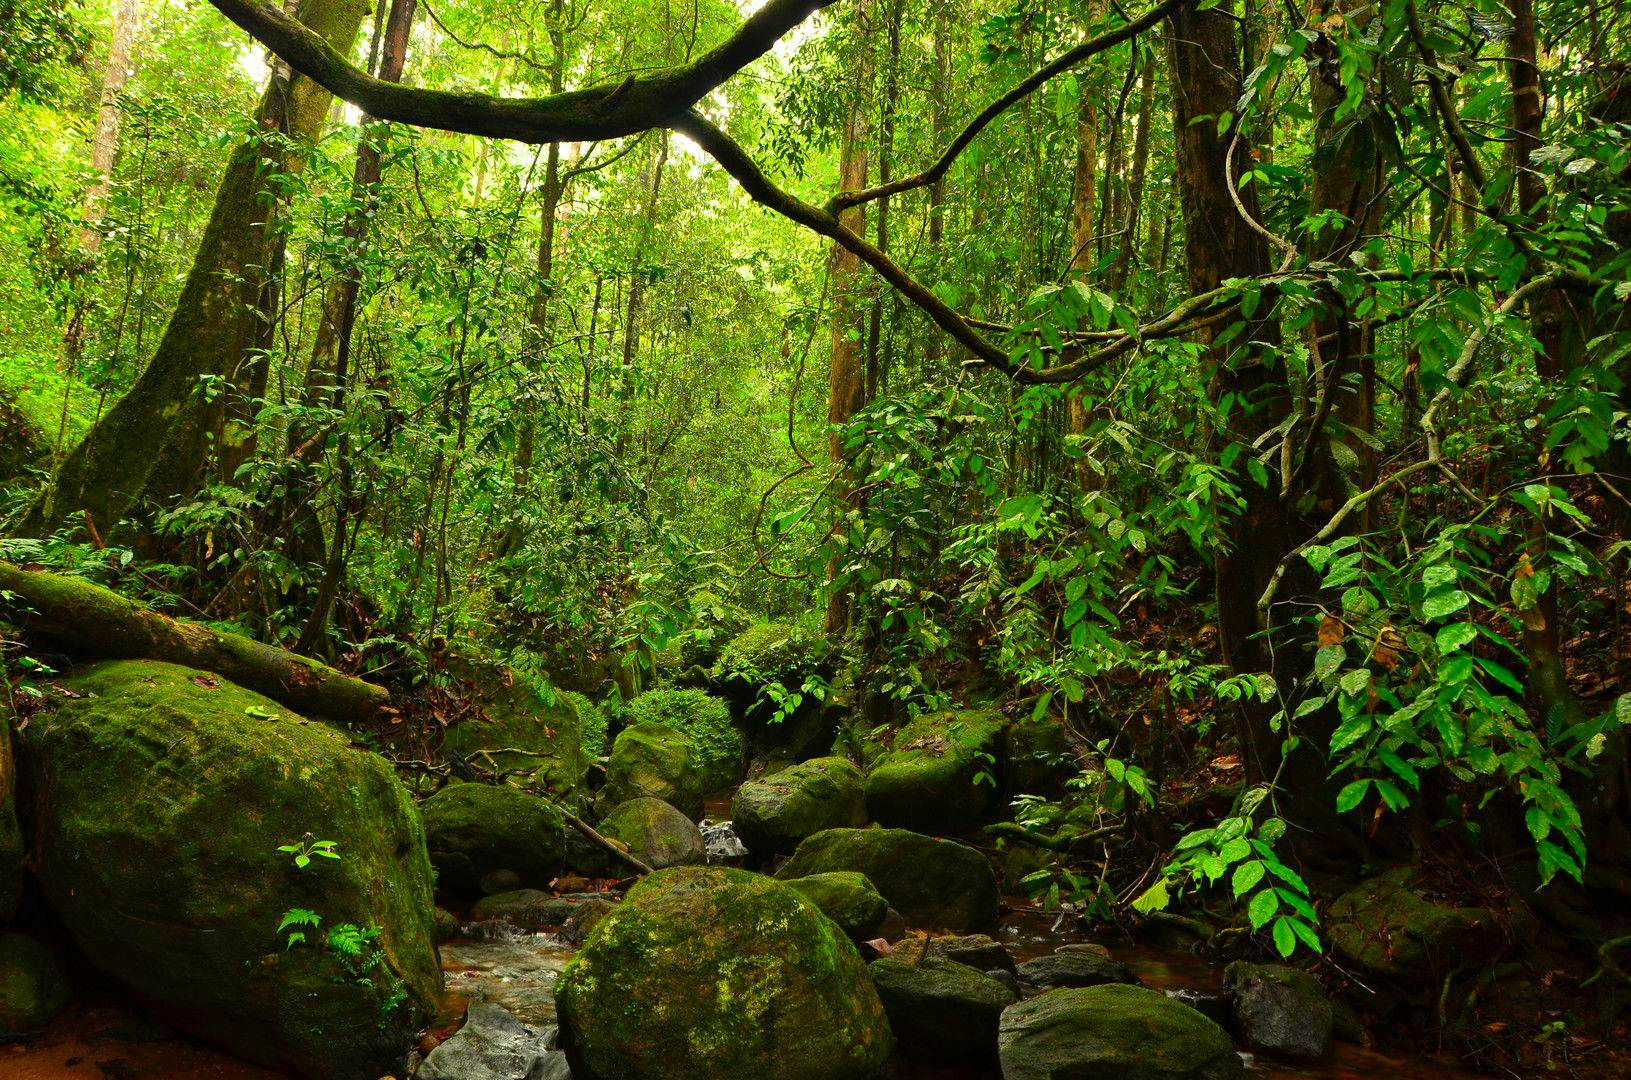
[18,0,371,540]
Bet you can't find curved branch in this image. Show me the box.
[207,0,838,142]
[827,0,1179,214]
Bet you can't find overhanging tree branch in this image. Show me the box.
[206,0,838,141]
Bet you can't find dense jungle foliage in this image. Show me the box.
[3,0,1631,1075]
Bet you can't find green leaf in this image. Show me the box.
[1132,878,1171,914]
[1335,779,1372,812]
[1421,590,1470,620]
[1272,915,1296,956]
[1339,668,1371,696]
[1232,860,1265,898]
[1248,888,1279,930]
[1435,622,1477,653]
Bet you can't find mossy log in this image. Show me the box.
[0,563,387,724]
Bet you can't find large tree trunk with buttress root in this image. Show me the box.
[18,0,371,540]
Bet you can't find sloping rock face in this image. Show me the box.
[599,797,705,870]
[556,866,893,1080]
[1326,866,1511,980]
[421,782,590,895]
[998,984,1244,1080]
[625,689,745,794]
[731,757,866,858]
[1223,962,1333,1061]
[775,828,999,932]
[599,723,706,818]
[864,710,1007,833]
[21,660,440,1080]
[869,955,1014,1065]
[439,658,594,809]
[782,871,889,940]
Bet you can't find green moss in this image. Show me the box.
[1326,867,1501,980]
[869,956,1015,1064]
[22,660,438,1078]
[600,723,705,819]
[0,352,95,484]
[439,658,591,809]
[715,621,829,685]
[556,866,892,1080]
[783,872,888,940]
[0,933,70,1033]
[998,984,1242,1080]
[864,710,1007,834]
[731,757,866,858]
[776,828,1000,932]
[626,689,743,794]
[599,797,704,870]
[420,782,588,895]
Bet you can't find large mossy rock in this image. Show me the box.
[600,722,705,819]
[439,659,594,809]
[998,984,1244,1080]
[625,689,744,794]
[783,872,889,941]
[421,782,590,896]
[599,797,705,870]
[555,866,893,1080]
[22,661,440,1079]
[869,956,1014,1065]
[776,828,999,932]
[0,718,21,920]
[0,932,71,1034]
[864,710,1007,834]
[731,757,866,858]
[714,622,835,759]
[1326,867,1506,980]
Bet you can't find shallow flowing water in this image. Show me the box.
[438,921,577,1028]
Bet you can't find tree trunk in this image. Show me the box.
[1065,66,1100,491]
[824,0,873,637]
[615,135,671,463]
[19,0,371,540]
[1108,55,1154,292]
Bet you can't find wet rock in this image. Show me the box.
[1167,988,1232,1029]
[598,798,704,870]
[439,657,597,810]
[599,724,705,819]
[1326,867,1510,981]
[864,710,1007,833]
[730,757,866,858]
[783,871,889,940]
[927,933,1015,974]
[556,866,892,1080]
[869,956,1014,1065]
[433,908,461,945]
[776,827,1000,932]
[482,869,524,896]
[22,661,439,1079]
[417,1001,566,1080]
[422,783,594,897]
[559,899,617,946]
[1015,947,1140,990]
[700,819,748,863]
[998,984,1243,1080]
[1223,962,1333,1062]
[0,932,71,1033]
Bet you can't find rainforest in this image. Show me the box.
[0,0,1629,1077]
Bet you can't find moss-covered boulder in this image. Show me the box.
[600,723,705,819]
[21,661,440,1079]
[1003,712,1075,798]
[776,828,999,932]
[1016,947,1140,990]
[869,955,1015,1065]
[439,660,594,809]
[555,866,893,1080]
[625,689,745,794]
[998,984,1244,1080]
[421,782,592,896]
[783,872,889,941]
[864,710,1007,834]
[731,757,866,858]
[599,797,705,870]
[0,718,21,921]
[0,932,70,1033]
[714,622,835,759]
[1326,867,1506,981]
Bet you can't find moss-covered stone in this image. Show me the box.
[731,757,866,858]
[998,984,1243,1080]
[625,689,744,794]
[599,797,705,870]
[864,710,1007,834]
[783,872,888,941]
[600,723,705,819]
[556,866,893,1080]
[715,622,829,687]
[0,718,21,921]
[439,660,593,809]
[869,956,1014,1065]
[1003,712,1075,798]
[0,933,70,1033]
[1326,867,1504,980]
[22,660,439,1079]
[776,828,999,932]
[1223,962,1333,1061]
[714,622,836,760]
[421,782,588,896]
